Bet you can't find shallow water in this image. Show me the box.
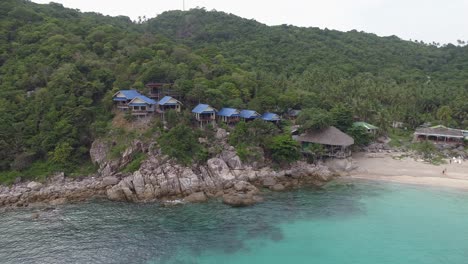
[1,181,468,264]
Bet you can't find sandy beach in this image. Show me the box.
[348,152,468,190]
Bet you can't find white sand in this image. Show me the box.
[348,152,468,190]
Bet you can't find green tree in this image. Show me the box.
[269,135,300,164]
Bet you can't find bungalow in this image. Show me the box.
[157,96,182,113]
[217,107,240,124]
[112,90,141,110]
[353,122,378,135]
[296,126,354,159]
[414,125,465,144]
[239,110,261,121]
[192,104,217,126]
[128,95,157,117]
[261,112,281,123]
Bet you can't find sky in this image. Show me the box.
[31,0,468,45]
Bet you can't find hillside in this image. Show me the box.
[0,0,467,178]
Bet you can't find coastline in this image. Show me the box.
[347,152,468,190]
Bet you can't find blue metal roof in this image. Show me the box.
[128,95,157,106]
[261,112,281,121]
[192,104,216,114]
[240,110,261,119]
[113,90,141,101]
[158,96,178,106]
[217,108,240,117]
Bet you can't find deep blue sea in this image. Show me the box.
[1,181,468,264]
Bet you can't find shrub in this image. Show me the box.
[158,124,207,165]
[269,134,300,164]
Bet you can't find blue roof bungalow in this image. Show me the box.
[217,107,240,124]
[239,110,261,121]
[192,104,217,126]
[261,112,281,123]
[112,90,141,110]
[128,95,157,117]
[157,96,183,113]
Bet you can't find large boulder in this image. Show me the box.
[215,128,228,140]
[132,171,146,199]
[27,181,43,191]
[106,186,127,201]
[262,177,277,187]
[90,139,110,166]
[207,158,235,181]
[220,149,243,170]
[101,176,119,187]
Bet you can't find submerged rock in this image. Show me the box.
[184,192,208,203]
[222,193,263,207]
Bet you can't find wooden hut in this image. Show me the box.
[296,126,354,158]
[157,96,182,113]
[217,108,240,124]
[128,95,157,117]
[192,104,217,126]
[414,125,465,144]
[112,90,141,111]
[239,110,261,121]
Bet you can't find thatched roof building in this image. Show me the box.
[296,126,354,146]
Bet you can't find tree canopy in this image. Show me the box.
[1,0,467,174]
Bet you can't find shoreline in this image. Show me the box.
[346,152,468,190]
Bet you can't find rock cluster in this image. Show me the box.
[0,129,336,208]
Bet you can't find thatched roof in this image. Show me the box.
[296,126,354,146]
[415,126,464,138]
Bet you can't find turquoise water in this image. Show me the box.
[1,181,468,263]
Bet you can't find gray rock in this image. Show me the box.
[106,186,127,201]
[270,183,285,191]
[215,128,228,140]
[184,192,207,203]
[89,139,109,165]
[27,182,43,191]
[207,158,235,181]
[132,171,146,199]
[262,178,277,187]
[102,176,119,187]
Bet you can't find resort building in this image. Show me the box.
[128,95,157,117]
[413,125,465,144]
[296,126,354,158]
[112,90,141,111]
[239,110,261,121]
[353,122,378,135]
[192,104,217,126]
[261,112,281,123]
[157,96,182,113]
[217,108,241,124]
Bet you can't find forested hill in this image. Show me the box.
[0,0,467,176]
[148,9,468,82]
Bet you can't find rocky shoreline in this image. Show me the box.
[0,129,340,209]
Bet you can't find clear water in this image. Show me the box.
[1,181,468,264]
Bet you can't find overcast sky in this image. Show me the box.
[31,0,468,44]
